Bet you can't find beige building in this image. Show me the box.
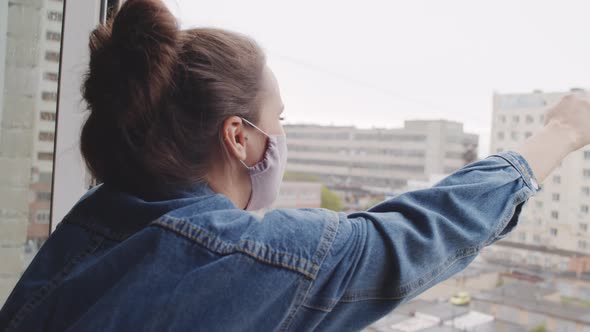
[488,89,590,269]
[0,0,62,304]
[272,181,322,209]
[28,0,63,247]
[284,120,479,193]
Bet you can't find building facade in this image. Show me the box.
[28,0,63,247]
[284,120,479,194]
[272,181,322,209]
[487,89,590,271]
[0,0,63,304]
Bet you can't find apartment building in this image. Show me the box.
[485,89,590,272]
[0,0,63,304]
[284,119,479,193]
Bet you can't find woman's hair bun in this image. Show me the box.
[83,0,179,128]
[81,0,183,194]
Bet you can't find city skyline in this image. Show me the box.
[166,0,590,160]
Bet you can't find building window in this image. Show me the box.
[511,131,519,140]
[46,31,61,41]
[553,175,561,184]
[533,235,541,243]
[584,169,590,178]
[42,92,58,101]
[36,192,52,201]
[47,11,62,22]
[525,132,532,138]
[579,240,588,250]
[559,261,567,271]
[583,187,590,196]
[39,172,53,183]
[535,201,543,208]
[525,115,534,124]
[585,151,590,160]
[582,205,589,214]
[43,72,58,81]
[580,223,588,232]
[45,51,60,62]
[36,210,51,224]
[550,228,558,236]
[38,132,54,142]
[552,193,560,201]
[512,115,519,123]
[551,211,559,220]
[518,232,526,241]
[497,132,505,140]
[38,152,54,161]
[40,112,56,121]
[500,115,506,124]
[544,257,551,268]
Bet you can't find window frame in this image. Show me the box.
[50,0,104,232]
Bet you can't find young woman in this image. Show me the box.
[1,0,589,331]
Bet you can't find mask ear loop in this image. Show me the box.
[239,117,270,169]
[241,117,271,137]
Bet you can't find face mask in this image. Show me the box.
[239,118,288,211]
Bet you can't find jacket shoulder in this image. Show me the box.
[153,206,340,279]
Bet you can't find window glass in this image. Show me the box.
[0,0,64,305]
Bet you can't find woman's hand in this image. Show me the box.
[544,93,590,151]
[512,93,590,185]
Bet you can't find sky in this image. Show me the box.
[163,0,590,158]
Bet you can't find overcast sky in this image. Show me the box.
[163,0,590,158]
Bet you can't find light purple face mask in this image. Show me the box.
[240,118,288,211]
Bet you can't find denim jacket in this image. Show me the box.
[0,150,542,332]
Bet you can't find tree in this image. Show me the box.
[529,323,548,332]
[321,186,342,211]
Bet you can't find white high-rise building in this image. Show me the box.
[27,0,63,244]
[484,89,590,272]
[0,0,63,304]
[284,119,479,193]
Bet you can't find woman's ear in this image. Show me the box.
[222,116,248,162]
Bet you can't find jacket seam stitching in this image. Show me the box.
[277,277,314,332]
[151,218,318,279]
[278,210,340,331]
[301,301,333,312]
[155,216,317,270]
[154,216,318,271]
[5,235,104,332]
[64,218,128,242]
[489,152,537,192]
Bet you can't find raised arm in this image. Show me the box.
[295,94,590,331]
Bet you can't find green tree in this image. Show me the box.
[321,186,342,211]
[282,172,341,211]
[529,323,548,332]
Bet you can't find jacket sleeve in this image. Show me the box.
[302,150,542,330]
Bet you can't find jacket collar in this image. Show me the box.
[61,182,237,241]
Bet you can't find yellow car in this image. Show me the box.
[450,291,471,305]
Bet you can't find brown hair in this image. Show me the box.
[81,0,266,197]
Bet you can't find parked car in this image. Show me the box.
[450,291,471,305]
